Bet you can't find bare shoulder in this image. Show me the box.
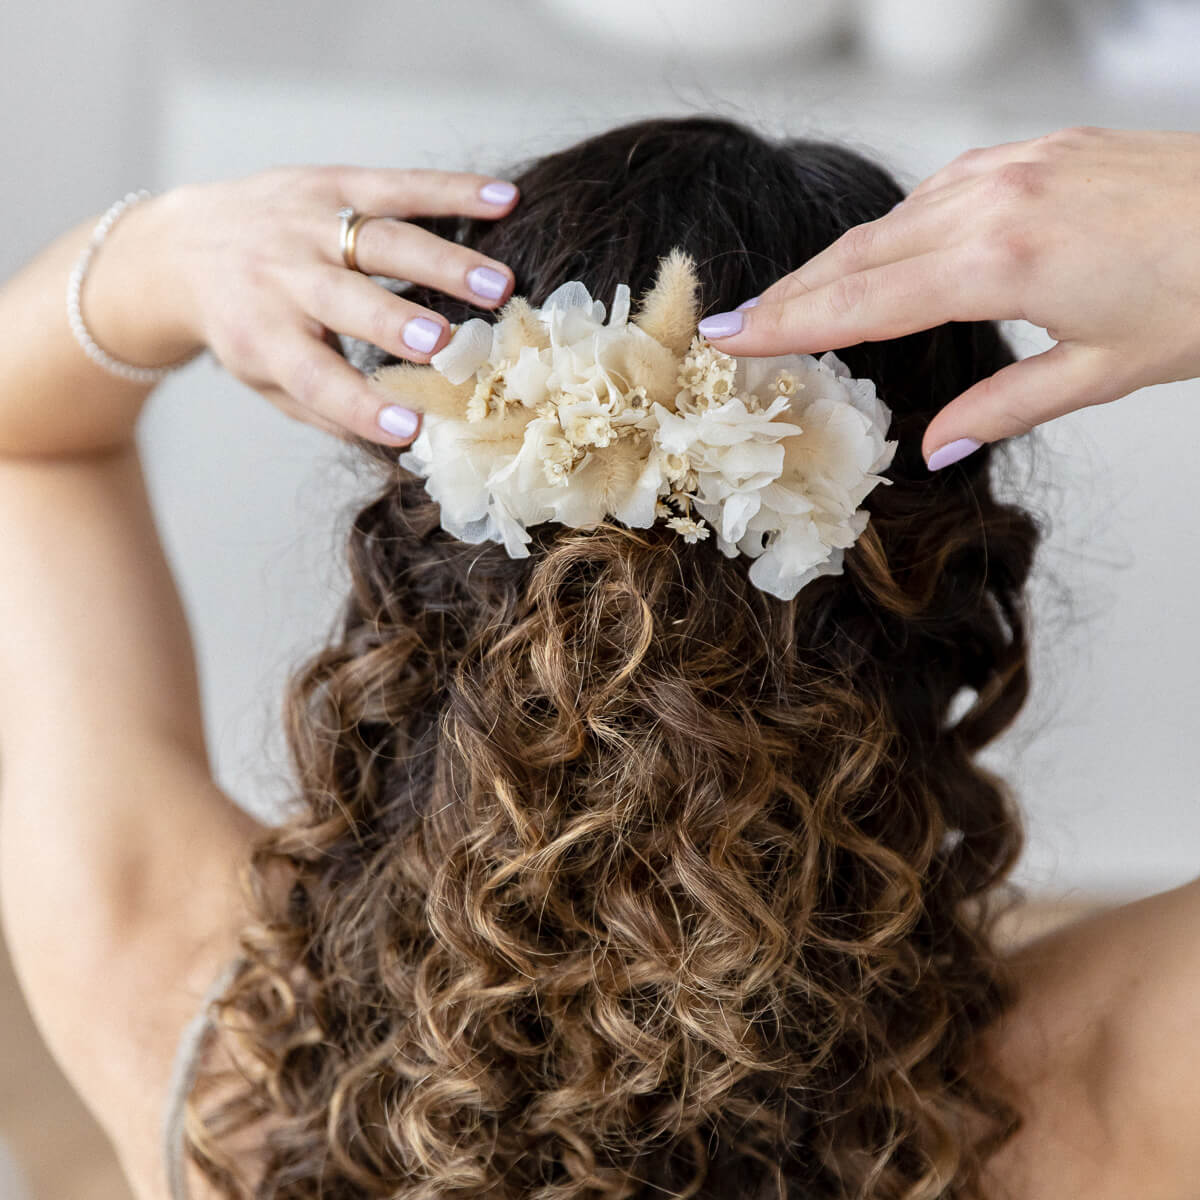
[977,880,1200,1200]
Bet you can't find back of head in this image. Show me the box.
[188,114,1041,1198]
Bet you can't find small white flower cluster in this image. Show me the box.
[383,255,898,601]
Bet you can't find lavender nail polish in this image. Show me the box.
[697,311,744,339]
[468,265,508,300]
[927,437,983,471]
[378,405,419,438]
[403,316,442,354]
[736,296,761,311]
[479,181,517,205]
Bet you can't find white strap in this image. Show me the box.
[161,956,246,1200]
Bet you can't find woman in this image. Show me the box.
[0,115,1196,1199]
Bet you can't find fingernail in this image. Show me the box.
[736,296,761,311]
[697,311,744,339]
[468,265,508,301]
[479,180,517,205]
[378,405,419,439]
[403,316,442,353]
[927,437,983,471]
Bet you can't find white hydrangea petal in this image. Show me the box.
[698,440,785,486]
[612,451,669,528]
[589,328,644,409]
[541,280,595,316]
[736,524,770,559]
[560,306,605,348]
[454,513,497,544]
[689,420,752,448]
[650,403,697,455]
[759,480,816,517]
[506,344,553,407]
[713,532,742,558]
[410,418,491,527]
[780,401,879,515]
[718,490,763,545]
[431,318,494,385]
[869,439,900,478]
[839,371,892,432]
[786,354,858,411]
[542,282,609,348]
[397,420,434,473]
[818,350,852,379]
[750,547,846,602]
[692,498,741,555]
[748,520,837,601]
[488,497,534,557]
[608,283,631,327]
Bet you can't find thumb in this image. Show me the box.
[923,342,1120,470]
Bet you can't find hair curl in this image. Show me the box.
[184,114,1044,1198]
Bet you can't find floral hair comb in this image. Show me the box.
[368,247,897,601]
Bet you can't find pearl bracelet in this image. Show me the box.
[66,188,201,384]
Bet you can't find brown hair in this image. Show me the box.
[185,114,1043,1197]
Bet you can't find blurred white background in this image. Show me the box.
[4,0,1200,915]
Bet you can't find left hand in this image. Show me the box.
[142,165,521,446]
[693,126,1200,469]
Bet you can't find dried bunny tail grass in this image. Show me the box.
[560,435,654,518]
[495,294,552,357]
[633,247,702,357]
[368,360,472,420]
[610,328,685,410]
[453,406,533,449]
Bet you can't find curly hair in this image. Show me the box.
[184,114,1045,1198]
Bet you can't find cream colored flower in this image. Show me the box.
[677,339,738,409]
[666,515,710,543]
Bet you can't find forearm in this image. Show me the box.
[0,191,204,458]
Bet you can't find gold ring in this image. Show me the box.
[337,206,374,273]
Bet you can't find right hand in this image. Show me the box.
[126,166,519,447]
[696,126,1200,469]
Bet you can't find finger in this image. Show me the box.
[332,165,519,219]
[334,218,515,309]
[755,180,974,306]
[922,341,1120,468]
[699,247,1021,357]
[904,134,1051,202]
[272,328,423,447]
[745,145,1055,314]
[302,264,459,362]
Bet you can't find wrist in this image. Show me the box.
[78,187,206,370]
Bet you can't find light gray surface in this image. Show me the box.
[6,1,1200,896]
[0,1134,33,1200]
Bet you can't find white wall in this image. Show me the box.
[0,0,166,277]
[7,1,1200,899]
